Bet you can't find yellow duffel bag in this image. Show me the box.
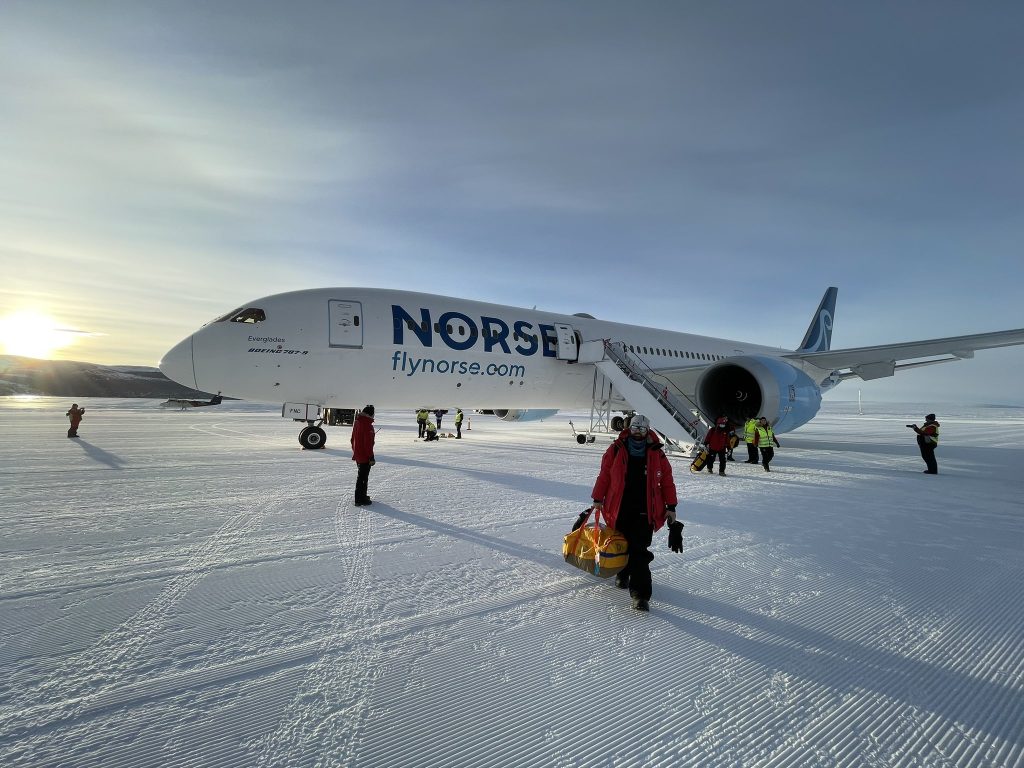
[563,508,628,578]
[690,447,709,472]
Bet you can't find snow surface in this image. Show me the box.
[1,397,1022,768]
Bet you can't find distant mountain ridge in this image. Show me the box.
[0,356,214,398]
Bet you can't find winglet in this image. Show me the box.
[797,287,838,352]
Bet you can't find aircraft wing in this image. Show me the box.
[783,327,1024,380]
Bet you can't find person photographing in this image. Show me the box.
[907,413,940,474]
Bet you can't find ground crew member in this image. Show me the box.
[424,419,438,441]
[744,417,758,463]
[416,408,428,438]
[455,408,464,438]
[753,416,781,472]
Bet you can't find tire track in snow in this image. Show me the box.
[253,501,388,767]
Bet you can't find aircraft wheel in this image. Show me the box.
[576,434,587,444]
[611,416,625,431]
[299,426,327,450]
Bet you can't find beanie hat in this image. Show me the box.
[925,413,935,421]
[363,405,375,416]
[628,414,650,432]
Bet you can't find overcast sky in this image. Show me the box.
[2,1,1022,403]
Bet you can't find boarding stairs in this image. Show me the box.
[582,340,712,453]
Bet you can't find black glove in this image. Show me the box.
[572,510,591,532]
[667,520,684,553]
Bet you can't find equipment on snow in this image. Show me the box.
[690,447,710,472]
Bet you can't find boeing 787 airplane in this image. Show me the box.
[159,287,1024,450]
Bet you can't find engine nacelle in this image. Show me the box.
[695,355,821,433]
[491,409,559,422]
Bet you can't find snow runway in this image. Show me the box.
[1,398,1022,767]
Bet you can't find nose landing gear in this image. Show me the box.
[298,424,327,449]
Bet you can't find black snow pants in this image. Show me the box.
[917,436,938,474]
[615,511,655,601]
[355,462,371,502]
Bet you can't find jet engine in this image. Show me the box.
[491,409,559,422]
[695,356,821,433]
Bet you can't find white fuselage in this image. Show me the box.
[160,288,792,411]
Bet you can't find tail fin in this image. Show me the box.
[797,287,838,352]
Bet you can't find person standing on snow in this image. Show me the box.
[589,414,682,612]
[704,417,731,476]
[743,416,759,463]
[351,405,376,506]
[66,403,85,438]
[753,416,781,472]
[908,413,940,474]
[455,408,464,439]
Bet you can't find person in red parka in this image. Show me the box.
[66,403,85,438]
[350,405,376,506]
[590,414,680,612]
[704,416,731,476]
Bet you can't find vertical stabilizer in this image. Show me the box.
[797,287,838,352]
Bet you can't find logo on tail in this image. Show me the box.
[798,287,838,352]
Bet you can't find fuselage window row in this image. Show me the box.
[624,344,723,362]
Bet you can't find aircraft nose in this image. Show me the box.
[159,336,197,389]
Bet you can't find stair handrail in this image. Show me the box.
[602,340,713,442]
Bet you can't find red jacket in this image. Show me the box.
[66,406,85,427]
[591,430,678,532]
[350,413,375,463]
[705,425,730,451]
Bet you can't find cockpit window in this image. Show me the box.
[227,307,266,324]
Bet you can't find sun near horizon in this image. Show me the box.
[0,310,83,360]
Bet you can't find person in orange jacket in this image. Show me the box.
[351,405,376,506]
[66,403,85,438]
[590,414,681,612]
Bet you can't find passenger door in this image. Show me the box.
[329,300,363,348]
[553,323,579,362]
